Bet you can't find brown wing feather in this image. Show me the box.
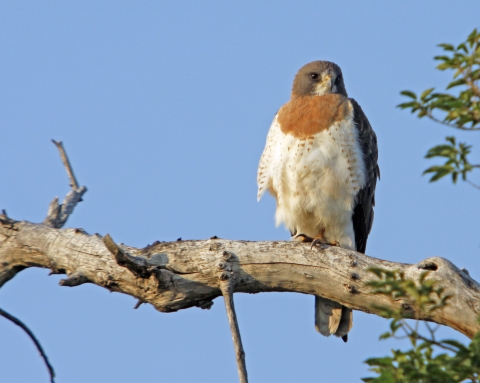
[350,99,379,254]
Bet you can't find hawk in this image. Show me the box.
[257,61,379,342]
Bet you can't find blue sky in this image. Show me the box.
[1,2,479,382]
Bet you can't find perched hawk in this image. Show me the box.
[257,61,379,342]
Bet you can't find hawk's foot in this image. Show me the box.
[293,233,315,243]
[294,234,339,249]
[311,238,340,250]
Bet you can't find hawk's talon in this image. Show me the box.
[294,234,338,249]
[311,238,340,249]
[294,233,314,243]
[311,238,326,249]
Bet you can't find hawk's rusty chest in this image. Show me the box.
[277,94,351,139]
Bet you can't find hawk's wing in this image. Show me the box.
[350,99,380,254]
[257,113,282,202]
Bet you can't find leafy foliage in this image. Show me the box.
[398,28,480,188]
[362,269,480,383]
[364,28,480,383]
[423,136,474,183]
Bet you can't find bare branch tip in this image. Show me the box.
[0,308,56,383]
[59,273,90,287]
[102,234,119,256]
[51,139,80,191]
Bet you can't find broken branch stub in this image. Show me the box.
[43,140,87,229]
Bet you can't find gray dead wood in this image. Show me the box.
[218,251,248,383]
[43,140,87,229]
[1,219,479,339]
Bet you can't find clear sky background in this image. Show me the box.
[1,2,479,382]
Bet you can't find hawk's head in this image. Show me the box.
[292,61,347,98]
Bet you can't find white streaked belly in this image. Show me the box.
[270,116,366,250]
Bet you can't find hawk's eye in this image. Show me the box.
[310,73,319,80]
[335,75,342,85]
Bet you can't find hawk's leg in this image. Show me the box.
[294,229,340,249]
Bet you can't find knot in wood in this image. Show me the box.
[417,262,438,271]
[223,251,233,261]
[303,273,313,279]
[350,272,360,280]
[347,284,358,294]
[196,300,214,310]
[219,272,230,281]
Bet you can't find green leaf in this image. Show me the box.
[364,357,395,367]
[445,136,456,145]
[420,88,435,100]
[397,101,419,109]
[436,62,450,70]
[437,43,454,51]
[400,90,417,99]
[433,55,452,62]
[470,68,480,80]
[467,28,479,46]
[379,332,392,340]
[417,110,428,118]
[446,78,466,89]
[424,166,454,182]
[457,42,468,53]
[425,144,455,158]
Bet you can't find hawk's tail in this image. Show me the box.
[314,296,353,342]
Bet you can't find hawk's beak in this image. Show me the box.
[324,74,333,91]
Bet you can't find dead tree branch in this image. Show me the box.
[0,308,55,383]
[43,140,87,229]
[218,251,248,383]
[1,220,479,339]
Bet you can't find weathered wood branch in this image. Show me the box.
[43,140,86,229]
[218,251,248,383]
[1,217,479,339]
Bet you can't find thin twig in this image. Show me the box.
[0,308,55,383]
[51,140,79,190]
[218,259,248,383]
[402,320,457,353]
[425,321,436,341]
[467,180,480,190]
[426,112,480,131]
